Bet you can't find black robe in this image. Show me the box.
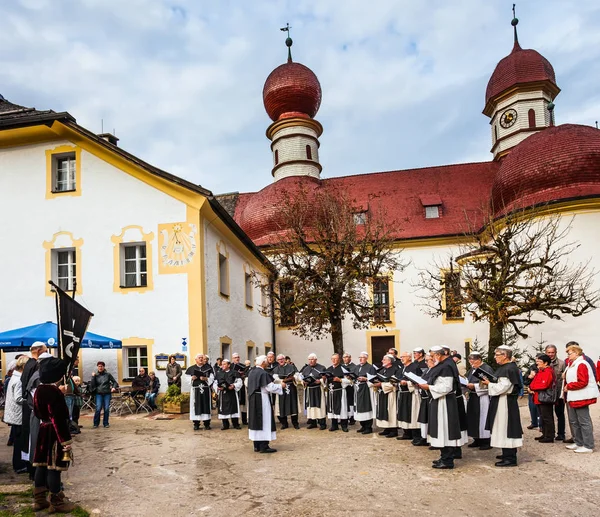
[187,364,213,417]
[300,363,326,409]
[355,363,375,414]
[20,357,38,456]
[417,368,432,424]
[445,356,468,432]
[375,364,399,421]
[427,360,462,440]
[342,362,356,411]
[485,361,523,439]
[466,363,494,438]
[397,361,419,423]
[232,363,248,407]
[247,367,276,432]
[272,363,299,416]
[326,364,346,416]
[414,359,427,375]
[215,369,239,416]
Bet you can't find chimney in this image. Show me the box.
[98,133,119,146]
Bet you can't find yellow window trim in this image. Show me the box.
[45,144,82,199]
[111,225,155,294]
[441,268,465,324]
[43,231,83,297]
[118,337,154,385]
[220,335,232,358]
[369,273,396,328]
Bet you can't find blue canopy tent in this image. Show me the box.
[0,321,122,352]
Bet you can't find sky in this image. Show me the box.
[1,0,600,195]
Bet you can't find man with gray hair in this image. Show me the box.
[273,354,300,429]
[186,354,214,431]
[481,346,523,467]
[300,354,327,430]
[247,355,283,453]
[373,354,400,438]
[354,352,376,434]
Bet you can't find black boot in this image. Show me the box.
[307,419,317,429]
[341,419,349,433]
[221,420,230,431]
[232,418,241,430]
[203,420,211,430]
[318,419,327,430]
[193,421,200,431]
[479,438,492,451]
[241,412,248,426]
[291,415,300,429]
[468,439,480,448]
[329,420,340,432]
[396,429,412,440]
[362,425,373,435]
[349,417,356,425]
[279,417,289,430]
[386,428,399,438]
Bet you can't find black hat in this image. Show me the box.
[39,358,67,384]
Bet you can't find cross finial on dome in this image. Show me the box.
[280,23,293,62]
[511,4,521,51]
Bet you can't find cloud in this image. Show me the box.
[1,0,599,194]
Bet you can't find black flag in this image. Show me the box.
[50,281,94,376]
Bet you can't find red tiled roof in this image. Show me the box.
[485,43,557,105]
[234,162,500,246]
[263,61,322,122]
[492,124,600,214]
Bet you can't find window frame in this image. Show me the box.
[53,153,77,193]
[244,272,253,308]
[372,277,391,323]
[425,205,440,219]
[124,346,148,380]
[53,248,77,292]
[120,242,148,288]
[218,252,230,297]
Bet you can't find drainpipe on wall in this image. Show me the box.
[269,280,277,355]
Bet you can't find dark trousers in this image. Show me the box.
[330,418,348,430]
[539,404,555,440]
[554,399,566,438]
[278,415,299,427]
[241,412,248,425]
[528,394,540,427]
[253,440,271,451]
[221,418,239,429]
[10,425,27,472]
[440,446,455,466]
[359,419,373,430]
[501,448,517,463]
[34,465,61,494]
[72,405,81,425]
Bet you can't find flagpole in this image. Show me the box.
[50,280,62,360]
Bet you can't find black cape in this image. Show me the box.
[273,363,299,416]
[355,363,375,414]
[466,362,494,438]
[215,369,239,416]
[427,359,462,440]
[326,364,346,416]
[187,364,213,416]
[247,367,276,432]
[300,363,326,409]
[397,361,420,423]
[485,361,523,439]
[375,364,399,421]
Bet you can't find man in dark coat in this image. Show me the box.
[272,354,299,429]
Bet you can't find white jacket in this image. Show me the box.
[3,371,24,425]
[565,356,599,403]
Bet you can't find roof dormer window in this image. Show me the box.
[420,195,442,219]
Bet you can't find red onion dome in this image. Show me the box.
[485,42,557,106]
[263,61,322,122]
[491,124,600,214]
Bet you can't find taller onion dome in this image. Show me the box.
[491,124,600,216]
[484,9,560,160]
[262,35,323,182]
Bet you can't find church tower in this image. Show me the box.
[483,8,560,160]
[263,32,323,181]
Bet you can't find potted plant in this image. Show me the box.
[162,384,190,414]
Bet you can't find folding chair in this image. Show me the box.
[80,385,95,412]
[135,393,152,414]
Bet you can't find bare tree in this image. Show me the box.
[415,206,599,364]
[258,182,407,356]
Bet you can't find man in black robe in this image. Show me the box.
[354,352,375,434]
[272,354,299,429]
[232,353,248,425]
[213,359,242,430]
[248,355,283,453]
[413,347,427,373]
[342,353,356,424]
[441,346,468,459]
[397,351,422,441]
[325,354,351,432]
[374,354,400,437]
[186,354,213,431]
[482,346,523,467]
[417,346,467,469]
[300,354,327,430]
[465,352,494,450]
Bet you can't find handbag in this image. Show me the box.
[538,381,557,404]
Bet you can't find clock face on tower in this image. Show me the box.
[159,222,197,268]
[500,108,518,129]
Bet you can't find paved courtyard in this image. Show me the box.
[1,404,599,517]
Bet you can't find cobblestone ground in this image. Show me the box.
[1,404,599,517]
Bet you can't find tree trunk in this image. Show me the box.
[487,321,505,365]
[331,314,344,357]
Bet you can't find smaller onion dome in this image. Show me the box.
[263,37,322,122]
[491,124,600,214]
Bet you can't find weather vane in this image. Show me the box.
[511,4,520,46]
[280,22,293,62]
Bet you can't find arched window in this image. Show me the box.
[528,109,536,128]
[274,149,279,165]
[306,145,312,160]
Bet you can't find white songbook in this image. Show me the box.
[403,371,427,385]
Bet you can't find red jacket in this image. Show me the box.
[529,367,555,405]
